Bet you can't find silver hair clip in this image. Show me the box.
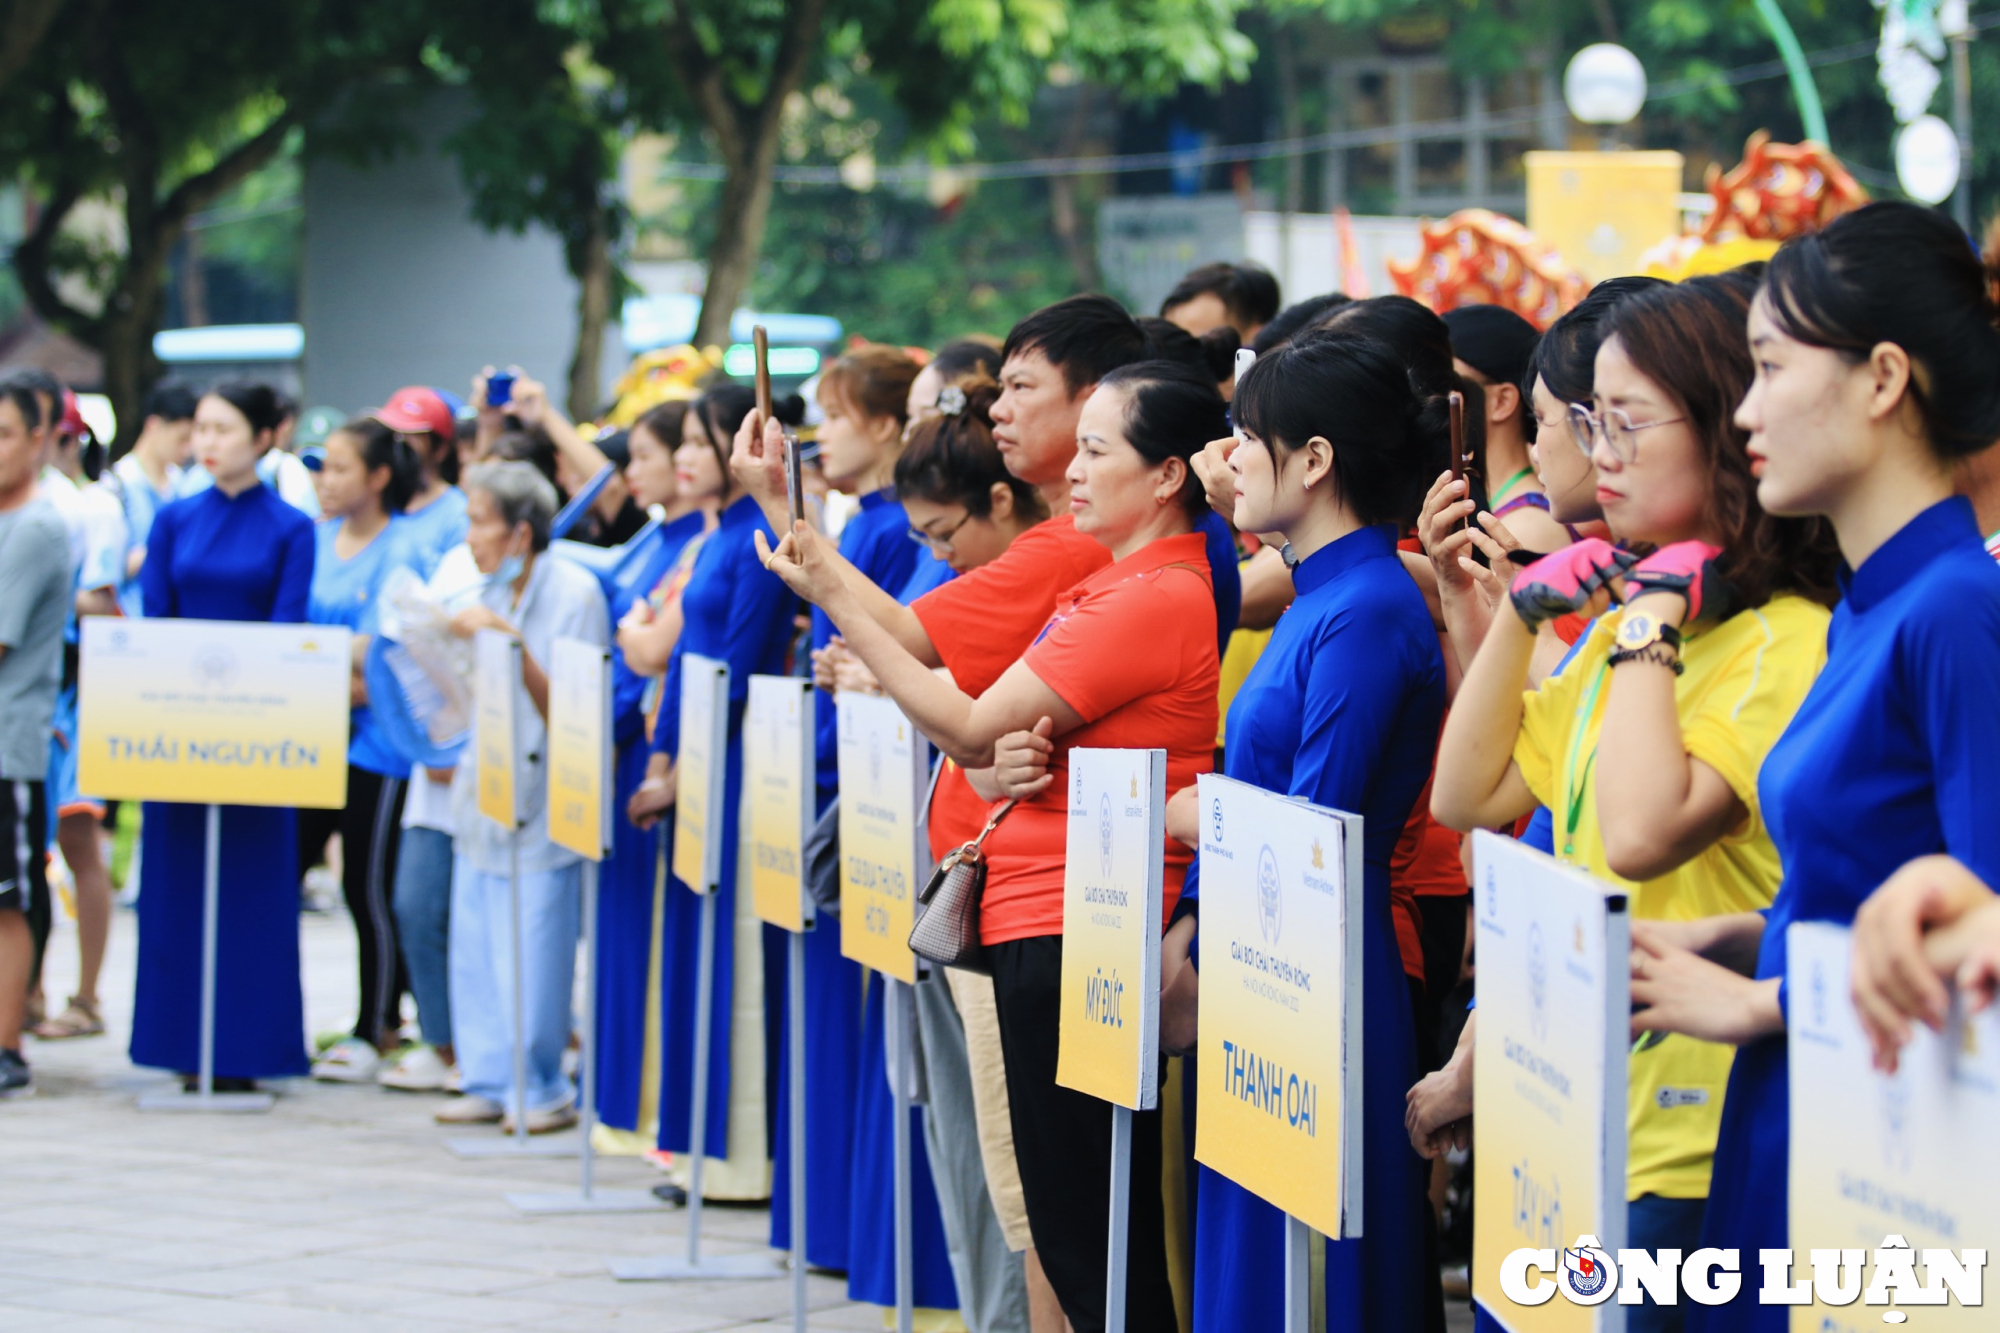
[935,385,967,416]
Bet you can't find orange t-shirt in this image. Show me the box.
[916,516,1113,862]
[977,532,1219,945]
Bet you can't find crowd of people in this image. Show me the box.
[1,203,1999,1333]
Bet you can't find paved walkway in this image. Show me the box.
[2,907,874,1331]
[8,901,1480,1332]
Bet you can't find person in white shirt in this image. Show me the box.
[103,383,197,609]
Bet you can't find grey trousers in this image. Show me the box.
[913,965,1030,1333]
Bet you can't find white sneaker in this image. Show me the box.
[434,1094,504,1124]
[312,1037,382,1084]
[378,1044,454,1093]
[501,1101,580,1136]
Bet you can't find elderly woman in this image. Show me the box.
[434,461,610,1133]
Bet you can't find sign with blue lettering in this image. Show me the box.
[1470,830,1629,1333]
[746,675,815,933]
[671,653,729,893]
[1194,772,1363,1239]
[1057,748,1165,1111]
[1787,920,2000,1333]
[78,618,352,809]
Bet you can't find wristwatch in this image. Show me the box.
[1614,610,1682,654]
[1609,610,1684,674]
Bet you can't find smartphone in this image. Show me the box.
[785,432,805,530]
[487,371,514,408]
[1448,390,1468,530]
[752,325,774,423]
[1230,348,1255,443]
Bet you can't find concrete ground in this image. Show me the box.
[5,896,1479,1332]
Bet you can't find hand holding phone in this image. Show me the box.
[487,370,515,408]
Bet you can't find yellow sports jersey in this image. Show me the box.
[1215,626,1272,748]
[1513,593,1830,1200]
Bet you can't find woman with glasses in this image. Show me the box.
[1431,278,1841,1332]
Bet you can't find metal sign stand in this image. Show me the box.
[787,926,808,1328]
[610,656,777,1281]
[507,855,661,1210]
[1283,1214,1311,1333]
[137,804,274,1113]
[1104,1102,1132,1332]
[888,977,915,1333]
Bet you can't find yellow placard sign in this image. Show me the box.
[746,675,815,933]
[1057,747,1164,1111]
[1787,922,1999,1332]
[837,692,924,984]
[1470,830,1629,1333]
[1193,773,1360,1240]
[473,629,520,829]
[672,653,729,893]
[77,617,352,810]
[547,637,611,861]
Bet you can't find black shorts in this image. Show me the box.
[0,779,48,914]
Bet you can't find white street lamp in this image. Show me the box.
[1565,44,1648,148]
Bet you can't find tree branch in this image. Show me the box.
[657,4,744,165]
[154,110,300,256]
[752,0,827,149]
[12,169,102,344]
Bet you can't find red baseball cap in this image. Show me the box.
[375,385,455,440]
[58,388,89,441]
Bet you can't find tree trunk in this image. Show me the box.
[101,250,166,455]
[0,0,65,94]
[567,207,613,420]
[693,132,783,350]
[1049,86,1099,293]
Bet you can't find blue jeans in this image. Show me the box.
[392,827,455,1049]
[1628,1193,1708,1333]
[448,854,581,1114]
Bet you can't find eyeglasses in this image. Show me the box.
[907,510,974,555]
[1567,403,1687,465]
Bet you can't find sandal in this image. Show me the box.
[33,996,105,1040]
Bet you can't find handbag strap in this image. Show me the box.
[970,798,1017,849]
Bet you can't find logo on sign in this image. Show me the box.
[1881,1063,1913,1174]
[193,644,239,690]
[1809,957,1828,1031]
[1098,792,1113,877]
[1528,921,1548,1042]
[868,728,882,792]
[1211,798,1224,842]
[1559,1238,1617,1304]
[1484,864,1499,923]
[1257,845,1282,944]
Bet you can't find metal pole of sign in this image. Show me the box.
[789,928,808,1331]
[139,804,273,1112]
[509,836,529,1147]
[889,978,914,1333]
[507,856,661,1211]
[609,884,776,1279]
[684,887,718,1268]
[1282,1213,1310,1333]
[1105,1103,1133,1333]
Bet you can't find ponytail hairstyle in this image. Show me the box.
[207,381,286,450]
[929,337,1004,386]
[1233,332,1450,529]
[691,384,805,499]
[1605,280,1842,609]
[894,378,1045,521]
[1094,358,1232,517]
[339,416,421,514]
[1761,200,2000,459]
[1137,316,1241,383]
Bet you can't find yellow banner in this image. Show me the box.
[1193,773,1359,1239]
[1787,922,2000,1332]
[1469,831,1628,1332]
[747,675,814,933]
[1056,748,1164,1111]
[837,692,924,984]
[77,618,352,810]
[672,653,728,892]
[474,630,519,829]
[547,638,610,861]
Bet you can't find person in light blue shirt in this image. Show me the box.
[298,418,428,1083]
[438,461,611,1132]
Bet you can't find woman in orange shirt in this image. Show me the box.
[760,359,1224,1333]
